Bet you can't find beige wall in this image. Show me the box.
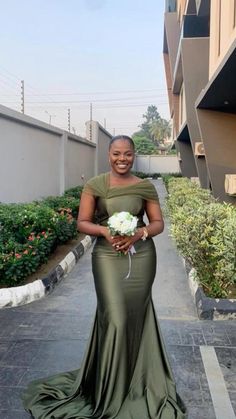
[0,105,99,203]
[181,37,210,187]
[177,0,187,23]
[209,0,236,78]
[66,135,95,189]
[134,155,180,174]
[177,140,198,178]
[164,12,181,78]
[179,82,187,129]
[197,109,236,203]
[86,120,111,175]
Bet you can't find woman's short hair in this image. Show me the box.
[109,135,135,150]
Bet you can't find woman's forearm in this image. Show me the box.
[142,220,164,238]
[77,220,107,237]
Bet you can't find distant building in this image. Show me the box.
[163,0,236,203]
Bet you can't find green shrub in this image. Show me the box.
[132,171,163,179]
[64,186,83,199]
[0,200,78,287]
[41,195,80,218]
[132,171,182,181]
[166,177,236,298]
[161,173,182,190]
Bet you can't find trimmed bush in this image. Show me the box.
[0,199,78,287]
[132,171,181,181]
[40,195,80,219]
[64,185,84,199]
[166,177,236,298]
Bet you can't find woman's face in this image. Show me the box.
[109,139,135,176]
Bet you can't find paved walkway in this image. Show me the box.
[0,180,235,419]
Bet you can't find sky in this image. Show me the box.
[0,0,169,137]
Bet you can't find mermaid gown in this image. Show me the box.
[22,173,187,418]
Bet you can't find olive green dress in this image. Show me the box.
[22,173,187,419]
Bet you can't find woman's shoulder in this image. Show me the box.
[83,172,108,196]
[85,172,108,185]
[134,178,159,202]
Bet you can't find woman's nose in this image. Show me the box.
[119,155,126,160]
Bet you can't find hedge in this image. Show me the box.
[0,186,83,287]
[165,177,236,298]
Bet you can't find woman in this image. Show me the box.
[22,135,186,418]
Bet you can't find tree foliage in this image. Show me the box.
[132,132,156,155]
[132,105,172,155]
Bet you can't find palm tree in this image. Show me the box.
[149,118,171,147]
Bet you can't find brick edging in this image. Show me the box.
[183,259,236,320]
[0,235,95,309]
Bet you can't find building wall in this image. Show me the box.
[177,0,187,23]
[164,0,236,204]
[209,0,236,78]
[197,109,236,203]
[134,155,180,174]
[0,105,100,203]
[177,140,198,178]
[179,82,186,129]
[181,37,210,188]
[66,135,95,189]
[86,120,111,176]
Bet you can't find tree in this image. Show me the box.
[149,118,171,146]
[132,105,172,154]
[132,132,157,155]
[140,105,161,139]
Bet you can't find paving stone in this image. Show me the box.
[186,406,216,419]
[29,339,86,371]
[228,391,236,416]
[201,323,233,346]
[0,366,25,386]
[0,342,15,361]
[0,410,30,419]
[0,340,42,367]
[46,314,94,340]
[215,347,236,392]
[0,386,25,410]
[192,332,206,346]
[18,368,62,387]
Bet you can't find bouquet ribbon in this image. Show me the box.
[123,245,136,280]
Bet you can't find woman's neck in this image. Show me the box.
[110,170,132,180]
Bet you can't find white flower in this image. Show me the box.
[108,212,138,236]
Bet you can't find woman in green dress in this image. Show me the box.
[22,135,186,418]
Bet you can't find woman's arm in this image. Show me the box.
[77,192,112,243]
[142,199,164,237]
[111,200,164,254]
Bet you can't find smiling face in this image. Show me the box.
[109,139,135,176]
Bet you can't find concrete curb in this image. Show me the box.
[0,235,95,309]
[182,259,236,320]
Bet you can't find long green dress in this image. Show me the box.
[22,173,187,419]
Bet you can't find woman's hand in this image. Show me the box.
[100,227,135,253]
[110,230,143,255]
[100,226,115,245]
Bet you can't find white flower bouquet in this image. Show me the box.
[107,211,138,237]
[107,211,138,280]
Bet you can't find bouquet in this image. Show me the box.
[107,211,138,279]
[107,211,138,237]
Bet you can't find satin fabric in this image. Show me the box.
[21,174,187,418]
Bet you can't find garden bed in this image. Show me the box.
[165,177,236,301]
[0,186,83,288]
[183,259,236,320]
